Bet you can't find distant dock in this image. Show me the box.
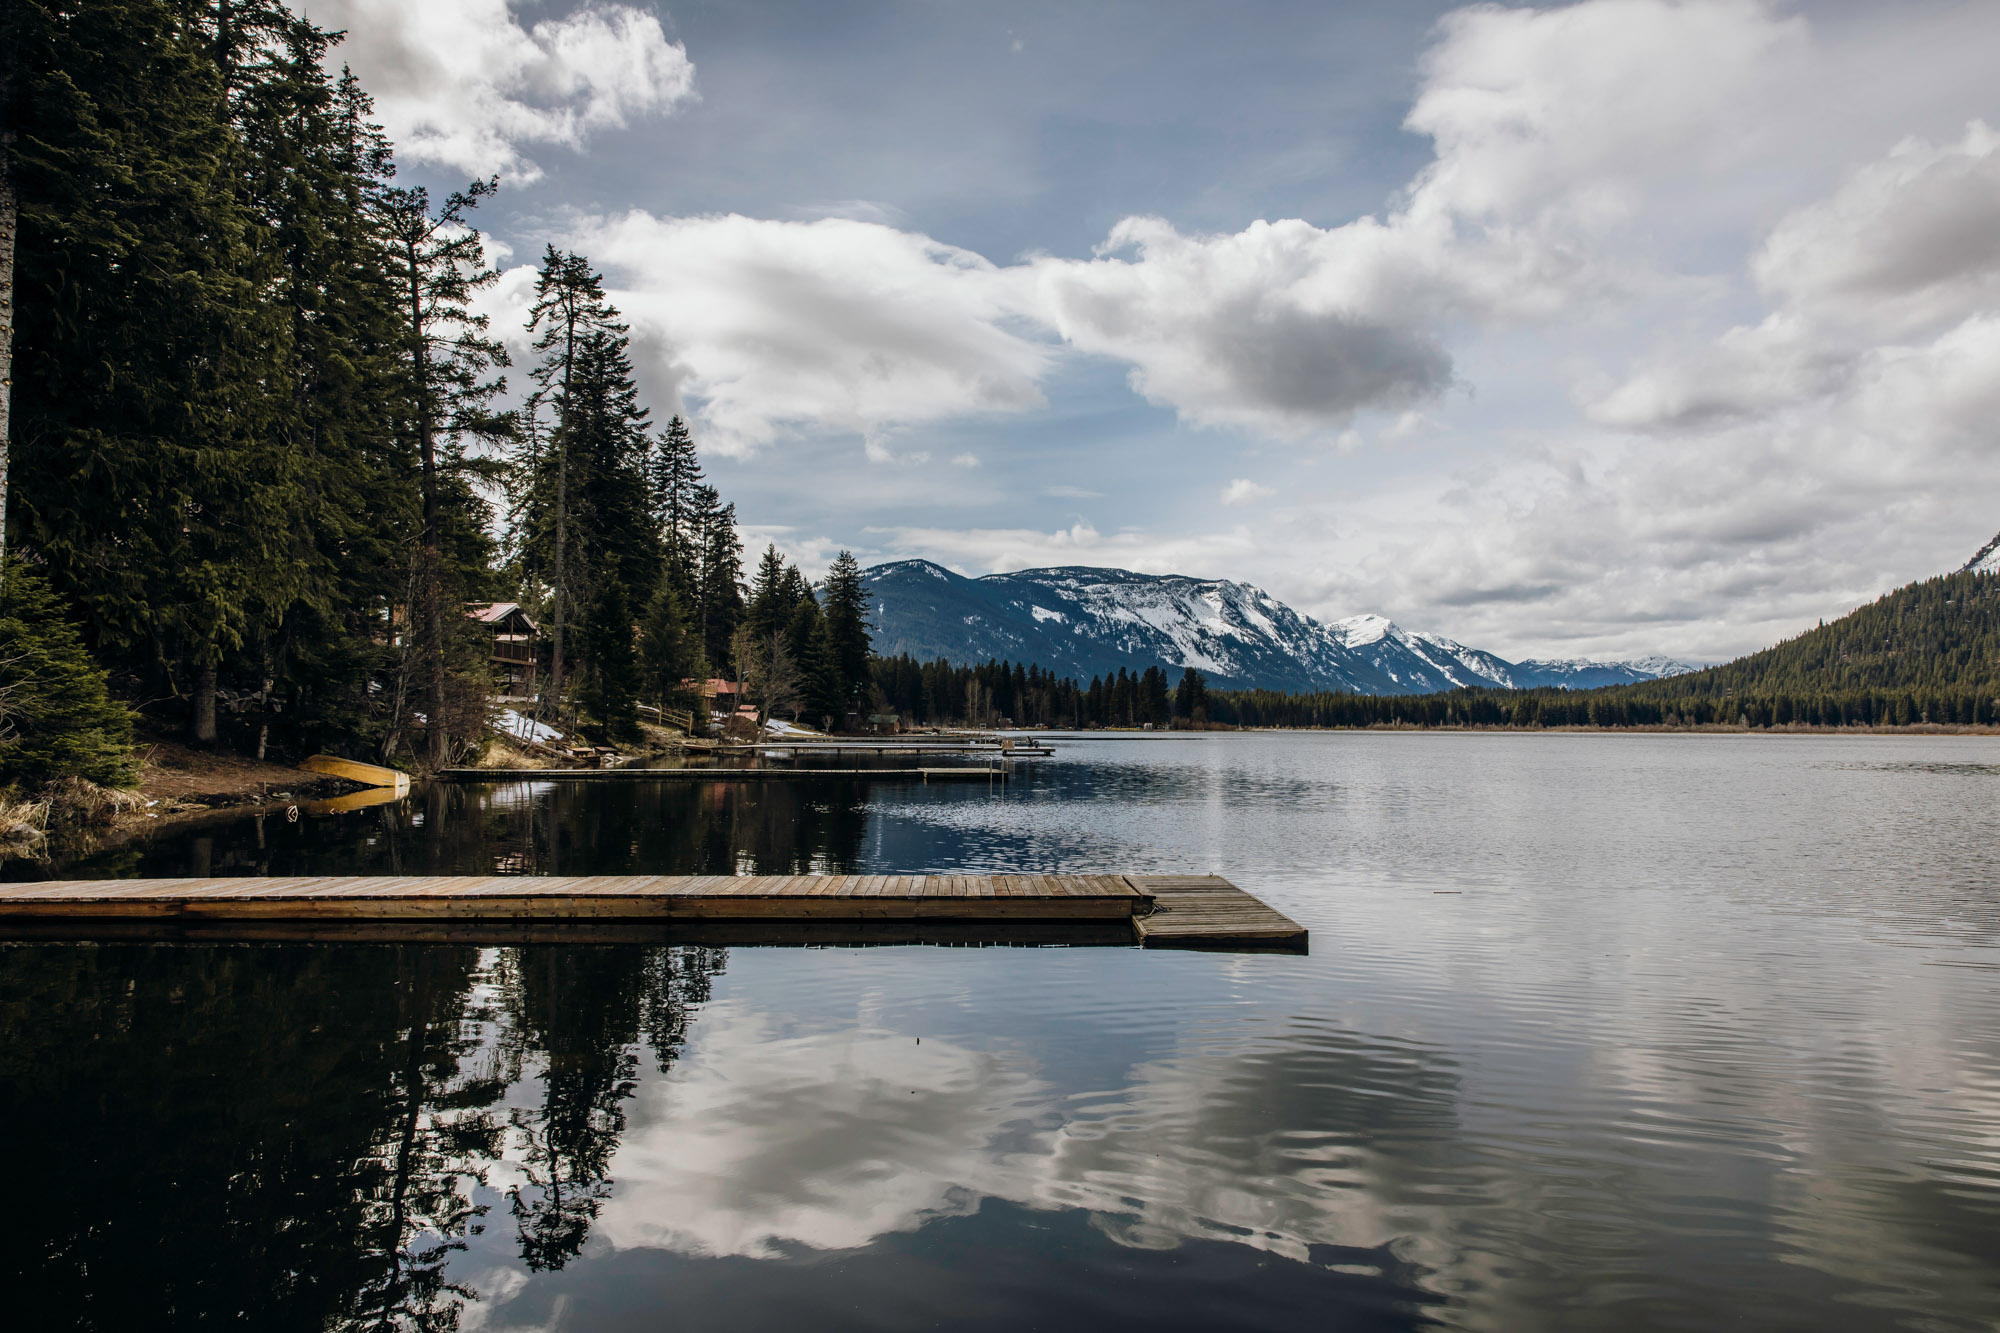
[0,874,1306,952]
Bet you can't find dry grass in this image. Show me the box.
[0,795,50,854]
[471,734,549,769]
[0,775,146,859]
[635,722,687,754]
[41,774,145,829]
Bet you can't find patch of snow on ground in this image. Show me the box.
[495,708,563,744]
[1030,605,1067,624]
[763,719,820,737]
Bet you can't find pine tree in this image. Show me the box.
[696,498,744,672]
[820,550,872,720]
[1174,666,1209,722]
[512,254,660,734]
[0,559,136,788]
[636,577,704,720]
[580,575,640,744]
[377,176,510,766]
[746,545,795,643]
[237,43,419,759]
[650,414,701,552]
[789,597,843,728]
[521,247,617,721]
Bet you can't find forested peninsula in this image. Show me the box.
[0,1,882,819]
[0,2,1991,844]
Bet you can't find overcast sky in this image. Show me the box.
[300,0,2000,662]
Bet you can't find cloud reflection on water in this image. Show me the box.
[592,1003,1466,1277]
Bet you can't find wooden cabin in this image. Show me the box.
[467,602,540,699]
[684,677,746,721]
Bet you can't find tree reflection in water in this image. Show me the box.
[0,940,724,1331]
[497,946,722,1274]
[37,778,879,882]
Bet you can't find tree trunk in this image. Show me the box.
[255,656,273,761]
[410,247,447,770]
[419,556,444,767]
[0,136,16,566]
[547,436,568,723]
[192,663,218,745]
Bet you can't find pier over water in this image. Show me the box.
[0,874,1307,951]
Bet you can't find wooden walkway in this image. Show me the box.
[436,767,1005,781]
[0,873,1305,951]
[1131,875,1309,951]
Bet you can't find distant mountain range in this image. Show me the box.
[862,561,1694,695]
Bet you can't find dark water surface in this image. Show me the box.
[5,733,2000,1331]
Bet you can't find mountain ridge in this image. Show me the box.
[863,559,1692,695]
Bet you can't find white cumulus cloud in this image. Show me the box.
[299,0,696,180]
[1219,478,1274,506]
[493,0,1811,451]
[565,211,1050,455]
[1755,120,2000,333]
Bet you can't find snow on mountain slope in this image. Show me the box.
[1511,656,1697,689]
[1963,531,2000,574]
[864,561,1689,695]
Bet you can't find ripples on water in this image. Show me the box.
[4,733,1999,1331]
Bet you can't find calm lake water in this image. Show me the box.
[5,733,2000,1331]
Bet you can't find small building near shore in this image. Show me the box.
[467,602,539,699]
[684,677,746,720]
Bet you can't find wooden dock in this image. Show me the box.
[436,766,1006,781]
[1132,875,1309,950]
[0,873,1306,951]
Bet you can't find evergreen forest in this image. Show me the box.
[0,0,883,790]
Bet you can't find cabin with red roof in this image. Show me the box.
[467,602,540,698]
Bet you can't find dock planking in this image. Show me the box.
[1128,875,1309,952]
[0,873,1306,951]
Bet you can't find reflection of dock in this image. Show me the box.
[0,874,1305,952]
[717,740,1057,758]
[435,766,1007,781]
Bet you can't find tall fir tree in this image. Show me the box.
[234,37,419,757]
[579,574,640,744]
[649,414,702,584]
[516,249,658,725]
[377,176,509,766]
[636,577,704,720]
[820,551,873,718]
[688,489,743,672]
[745,544,796,643]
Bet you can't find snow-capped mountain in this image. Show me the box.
[863,561,1693,695]
[1962,531,2000,574]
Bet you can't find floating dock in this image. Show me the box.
[0,874,1305,952]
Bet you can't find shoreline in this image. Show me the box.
[72,741,367,858]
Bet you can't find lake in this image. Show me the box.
[4,732,1999,1331]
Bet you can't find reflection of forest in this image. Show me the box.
[63,778,878,881]
[0,941,724,1331]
